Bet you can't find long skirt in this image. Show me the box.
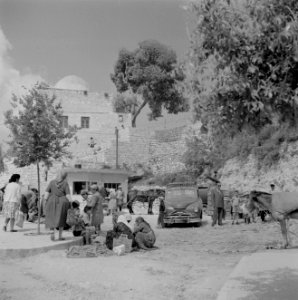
[45,195,70,229]
[3,202,19,219]
[108,198,117,210]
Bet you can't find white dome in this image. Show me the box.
[55,75,89,91]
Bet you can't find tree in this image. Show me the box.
[111,39,189,127]
[184,0,298,172]
[4,83,77,234]
[188,0,298,135]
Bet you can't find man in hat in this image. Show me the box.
[207,176,224,226]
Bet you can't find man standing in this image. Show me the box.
[207,176,224,227]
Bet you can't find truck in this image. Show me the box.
[163,182,203,227]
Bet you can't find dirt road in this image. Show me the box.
[1,215,297,300]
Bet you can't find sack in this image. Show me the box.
[16,211,25,228]
[113,234,133,253]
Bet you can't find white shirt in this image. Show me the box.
[3,182,21,203]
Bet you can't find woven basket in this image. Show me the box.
[113,234,133,253]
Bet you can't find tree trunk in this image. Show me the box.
[131,99,148,127]
[37,160,41,235]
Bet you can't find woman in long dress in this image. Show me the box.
[88,184,104,233]
[44,169,71,241]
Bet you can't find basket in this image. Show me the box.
[113,234,133,253]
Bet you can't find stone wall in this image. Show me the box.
[149,126,187,174]
[220,142,298,193]
[104,126,188,174]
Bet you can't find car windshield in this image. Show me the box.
[166,188,196,200]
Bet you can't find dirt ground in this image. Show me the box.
[1,214,298,300]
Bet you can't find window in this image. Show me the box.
[81,117,90,128]
[74,164,82,169]
[104,183,120,190]
[60,116,68,128]
[73,182,87,195]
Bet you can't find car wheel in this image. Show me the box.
[193,222,200,228]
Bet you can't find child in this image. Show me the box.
[82,205,92,226]
[67,200,85,237]
[231,191,240,225]
[157,196,165,228]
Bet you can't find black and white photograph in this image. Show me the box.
[1,0,298,299]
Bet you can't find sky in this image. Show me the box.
[0,0,192,130]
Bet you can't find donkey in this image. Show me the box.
[248,190,298,248]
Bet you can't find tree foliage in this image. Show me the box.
[188,0,298,136]
[111,39,189,127]
[4,84,77,167]
[184,0,298,173]
[112,92,139,115]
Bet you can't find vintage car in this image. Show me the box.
[163,182,203,227]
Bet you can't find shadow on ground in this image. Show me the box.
[236,268,298,300]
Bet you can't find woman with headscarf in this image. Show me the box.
[87,184,104,233]
[133,217,156,250]
[20,190,36,222]
[105,213,134,250]
[2,174,22,232]
[44,169,71,241]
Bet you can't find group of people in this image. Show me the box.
[1,169,156,251]
[208,174,275,226]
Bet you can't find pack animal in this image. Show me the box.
[248,191,298,248]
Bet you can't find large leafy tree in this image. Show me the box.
[188,0,298,136]
[4,83,77,234]
[184,0,298,174]
[111,39,189,127]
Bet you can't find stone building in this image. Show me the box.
[42,75,131,169]
[0,76,132,197]
[0,75,191,197]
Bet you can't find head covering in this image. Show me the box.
[99,186,107,197]
[90,184,99,191]
[117,214,132,230]
[23,190,35,201]
[56,169,68,183]
[80,189,89,195]
[125,214,132,223]
[135,216,145,224]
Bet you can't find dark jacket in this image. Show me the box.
[210,186,224,208]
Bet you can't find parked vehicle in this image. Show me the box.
[163,182,203,227]
[197,186,208,207]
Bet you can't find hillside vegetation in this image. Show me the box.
[183,0,298,176]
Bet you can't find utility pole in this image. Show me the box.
[115,126,119,169]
